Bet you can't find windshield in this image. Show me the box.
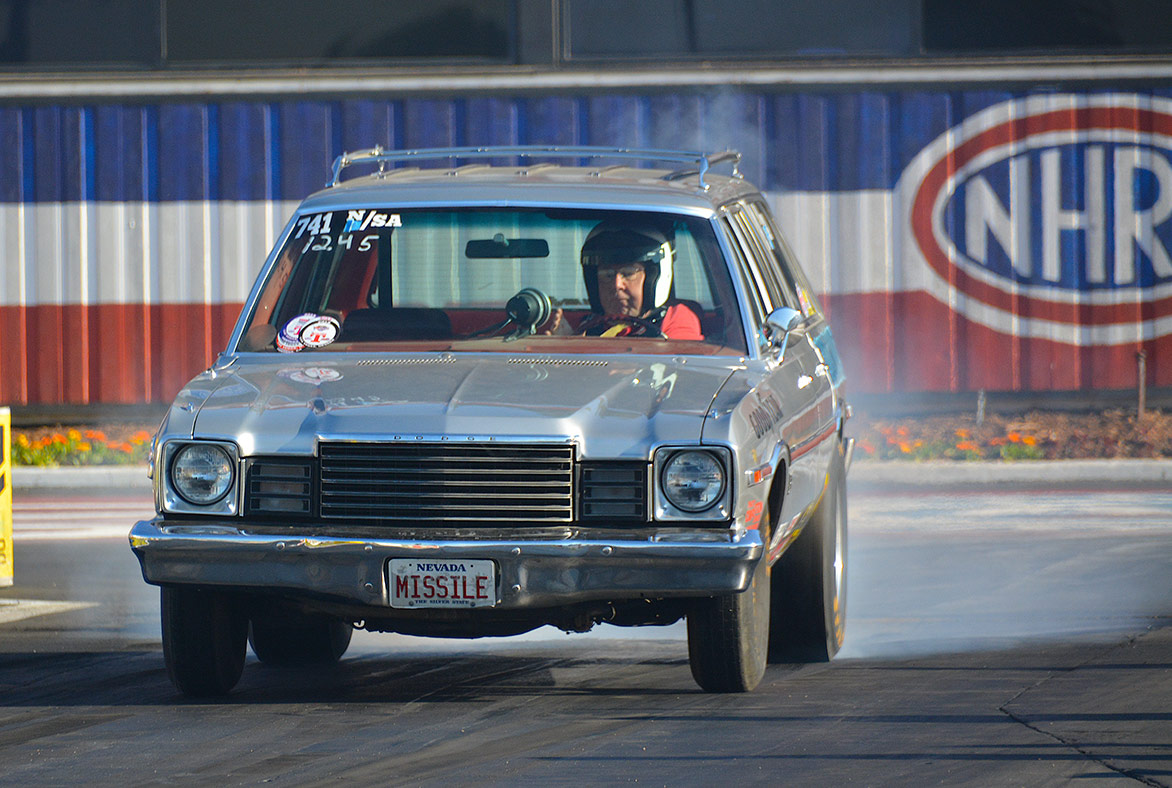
[237,207,746,355]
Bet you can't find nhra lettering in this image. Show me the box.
[899,93,1172,344]
[956,144,1172,287]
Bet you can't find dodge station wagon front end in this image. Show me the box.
[130,147,850,697]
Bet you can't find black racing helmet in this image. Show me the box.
[580,220,674,313]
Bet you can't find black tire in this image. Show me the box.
[161,586,248,697]
[686,538,771,693]
[249,613,352,666]
[768,439,848,663]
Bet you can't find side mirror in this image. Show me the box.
[764,306,804,353]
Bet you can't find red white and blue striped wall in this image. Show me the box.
[2,75,1169,405]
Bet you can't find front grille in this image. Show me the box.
[245,459,314,517]
[580,462,648,521]
[319,441,575,521]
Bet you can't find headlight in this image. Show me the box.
[660,450,726,512]
[170,444,234,505]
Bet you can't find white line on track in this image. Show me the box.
[0,599,98,624]
[12,500,154,541]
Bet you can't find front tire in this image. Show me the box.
[687,537,771,693]
[161,586,248,697]
[768,439,847,663]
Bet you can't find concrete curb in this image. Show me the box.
[13,465,153,492]
[850,458,1172,486]
[10,459,1172,492]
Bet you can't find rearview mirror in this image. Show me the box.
[465,235,550,258]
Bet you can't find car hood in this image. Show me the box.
[190,354,739,459]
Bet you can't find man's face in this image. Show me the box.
[596,263,646,317]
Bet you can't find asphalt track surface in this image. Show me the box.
[0,482,1169,786]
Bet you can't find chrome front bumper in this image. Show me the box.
[129,519,763,610]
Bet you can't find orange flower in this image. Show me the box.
[1007,432,1022,443]
[131,430,152,443]
[16,434,29,447]
[899,441,913,454]
[897,426,909,437]
[85,430,108,442]
[67,428,81,441]
[989,437,1008,446]
[118,442,134,453]
[77,442,92,451]
[859,439,876,455]
[52,433,67,445]
[1022,435,1037,446]
[955,428,970,439]
[956,440,980,452]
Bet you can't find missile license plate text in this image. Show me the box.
[388,558,496,609]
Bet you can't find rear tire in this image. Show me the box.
[161,586,248,697]
[687,536,771,693]
[249,612,353,666]
[768,439,847,663]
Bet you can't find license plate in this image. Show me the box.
[388,558,497,609]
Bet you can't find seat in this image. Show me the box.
[341,308,453,342]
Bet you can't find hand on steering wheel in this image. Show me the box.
[582,313,665,338]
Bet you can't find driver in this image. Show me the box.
[546,220,703,340]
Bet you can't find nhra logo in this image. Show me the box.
[898,94,1172,345]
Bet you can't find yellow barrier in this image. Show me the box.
[0,407,10,586]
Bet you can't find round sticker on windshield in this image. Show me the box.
[298,315,340,348]
[275,333,303,353]
[280,313,318,342]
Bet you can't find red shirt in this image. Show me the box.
[659,302,704,340]
[576,301,704,339]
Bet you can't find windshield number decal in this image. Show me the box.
[343,210,402,232]
[301,233,377,254]
[294,212,333,239]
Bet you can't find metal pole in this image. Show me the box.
[1137,350,1148,419]
[0,407,10,587]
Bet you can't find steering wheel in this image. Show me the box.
[582,313,666,338]
[506,287,552,332]
[467,287,554,339]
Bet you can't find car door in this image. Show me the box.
[722,206,828,529]
[743,199,842,433]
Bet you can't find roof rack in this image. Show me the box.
[327,146,742,190]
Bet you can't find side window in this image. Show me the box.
[728,208,791,314]
[719,215,768,350]
[719,217,764,321]
[746,200,823,320]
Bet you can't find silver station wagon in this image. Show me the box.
[130,146,852,696]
